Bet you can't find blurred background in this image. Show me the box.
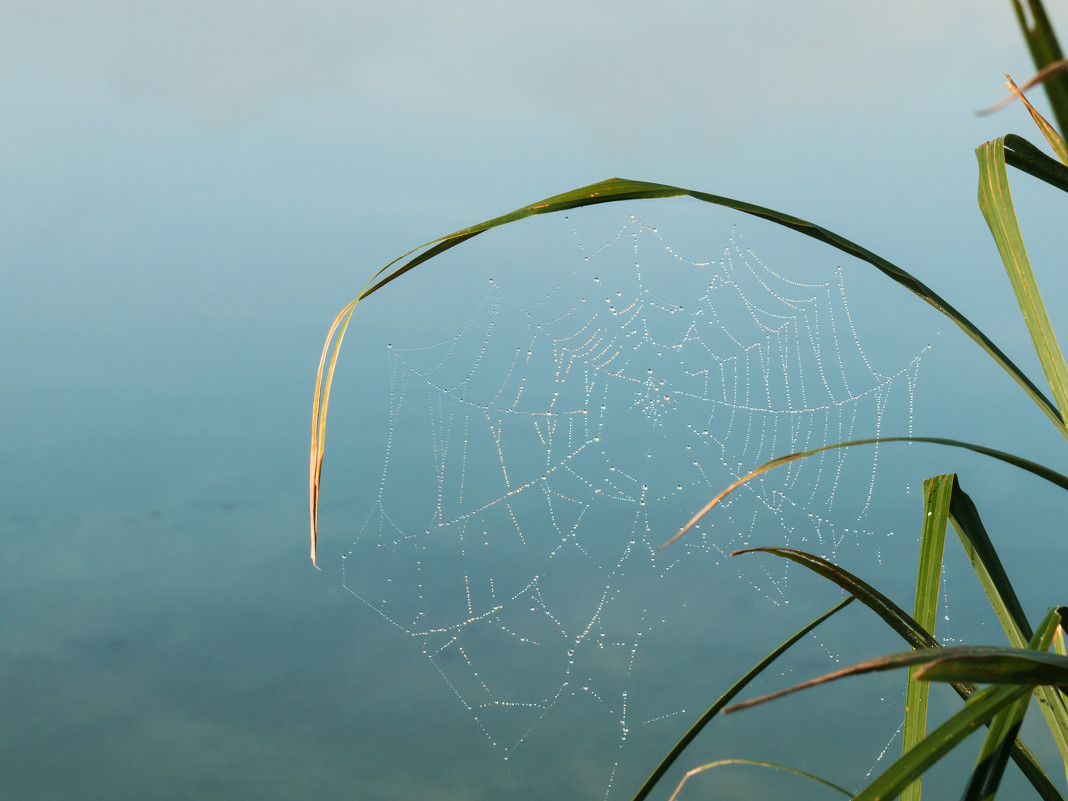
[2,1,1067,799]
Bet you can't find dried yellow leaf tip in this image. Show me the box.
[976,58,1068,116]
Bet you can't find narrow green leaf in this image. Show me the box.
[903,475,954,801]
[660,435,1068,550]
[977,137,1068,426]
[853,684,1034,801]
[730,548,939,650]
[1004,134,1068,192]
[723,647,973,714]
[724,645,1063,715]
[946,481,1032,646]
[915,650,1068,686]
[914,477,954,638]
[629,597,854,801]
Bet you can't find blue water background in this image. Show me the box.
[3,3,1068,799]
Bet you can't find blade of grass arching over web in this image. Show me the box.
[1012,0,1068,135]
[659,435,1068,550]
[977,137,1068,426]
[728,547,1064,801]
[665,759,851,801]
[902,475,953,801]
[309,178,1064,562]
[628,597,854,801]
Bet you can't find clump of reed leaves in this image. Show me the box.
[309,4,1068,797]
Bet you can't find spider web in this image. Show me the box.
[333,213,925,797]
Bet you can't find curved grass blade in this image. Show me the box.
[728,548,941,651]
[724,645,1067,715]
[665,758,851,801]
[916,650,1068,686]
[902,475,954,801]
[629,597,853,801]
[945,480,1032,646]
[722,647,968,715]
[310,176,1064,559]
[977,136,1068,425]
[659,436,1068,550]
[1003,134,1068,193]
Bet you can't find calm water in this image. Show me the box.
[4,201,1065,800]
[5,4,1068,798]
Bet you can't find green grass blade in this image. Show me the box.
[853,684,1034,801]
[914,477,954,638]
[724,647,969,714]
[1004,135,1068,191]
[661,436,1068,550]
[946,481,1032,645]
[1012,0,1068,135]
[665,759,851,801]
[629,597,854,801]
[731,548,939,650]
[903,475,954,801]
[977,137,1068,427]
[724,643,1068,714]
[916,649,1068,686]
